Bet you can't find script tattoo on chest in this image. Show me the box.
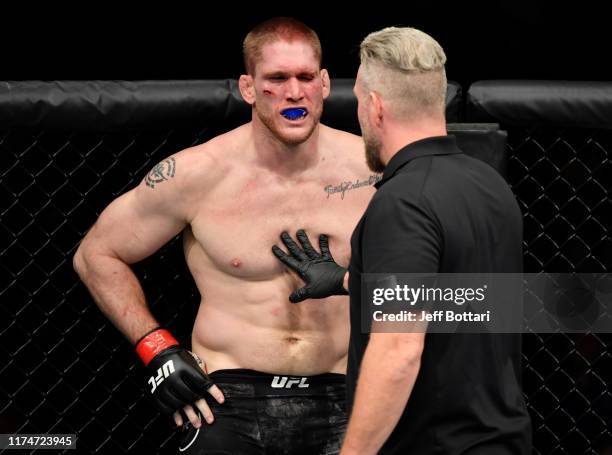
[324,174,381,199]
[145,157,176,189]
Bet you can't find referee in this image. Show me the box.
[273,26,532,454]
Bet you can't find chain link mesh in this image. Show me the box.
[508,127,612,454]
[1,128,212,453]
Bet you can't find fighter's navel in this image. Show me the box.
[285,336,301,344]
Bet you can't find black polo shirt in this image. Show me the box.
[347,136,532,454]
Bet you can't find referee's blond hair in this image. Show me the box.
[359,27,447,119]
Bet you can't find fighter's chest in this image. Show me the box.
[190,180,361,276]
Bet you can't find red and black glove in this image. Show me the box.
[135,328,214,415]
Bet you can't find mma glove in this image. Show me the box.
[272,229,348,303]
[135,328,214,415]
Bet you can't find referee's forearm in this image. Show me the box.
[341,335,422,455]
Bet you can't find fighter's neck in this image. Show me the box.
[250,122,321,176]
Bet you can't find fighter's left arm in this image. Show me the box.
[340,331,425,455]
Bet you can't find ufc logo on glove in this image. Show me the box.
[148,359,175,393]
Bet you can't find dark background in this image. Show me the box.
[1,3,610,86]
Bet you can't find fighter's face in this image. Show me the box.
[251,40,329,145]
[355,68,385,173]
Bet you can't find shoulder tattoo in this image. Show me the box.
[144,157,176,189]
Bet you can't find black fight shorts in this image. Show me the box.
[177,369,347,455]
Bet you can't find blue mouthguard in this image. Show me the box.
[281,108,307,120]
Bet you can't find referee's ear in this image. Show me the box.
[368,91,384,128]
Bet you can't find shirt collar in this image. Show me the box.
[375,135,463,189]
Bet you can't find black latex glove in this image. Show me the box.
[272,229,348,303]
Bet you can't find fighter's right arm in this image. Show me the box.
[73,155,191,343]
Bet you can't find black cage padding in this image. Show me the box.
[0,79,463,133]
[467,80,612,129]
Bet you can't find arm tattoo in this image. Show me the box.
[324,174,381,199]
[144,157,176,189]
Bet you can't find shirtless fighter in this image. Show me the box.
[73,17,377,454]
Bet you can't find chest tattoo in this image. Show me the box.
[323,174,381,199]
